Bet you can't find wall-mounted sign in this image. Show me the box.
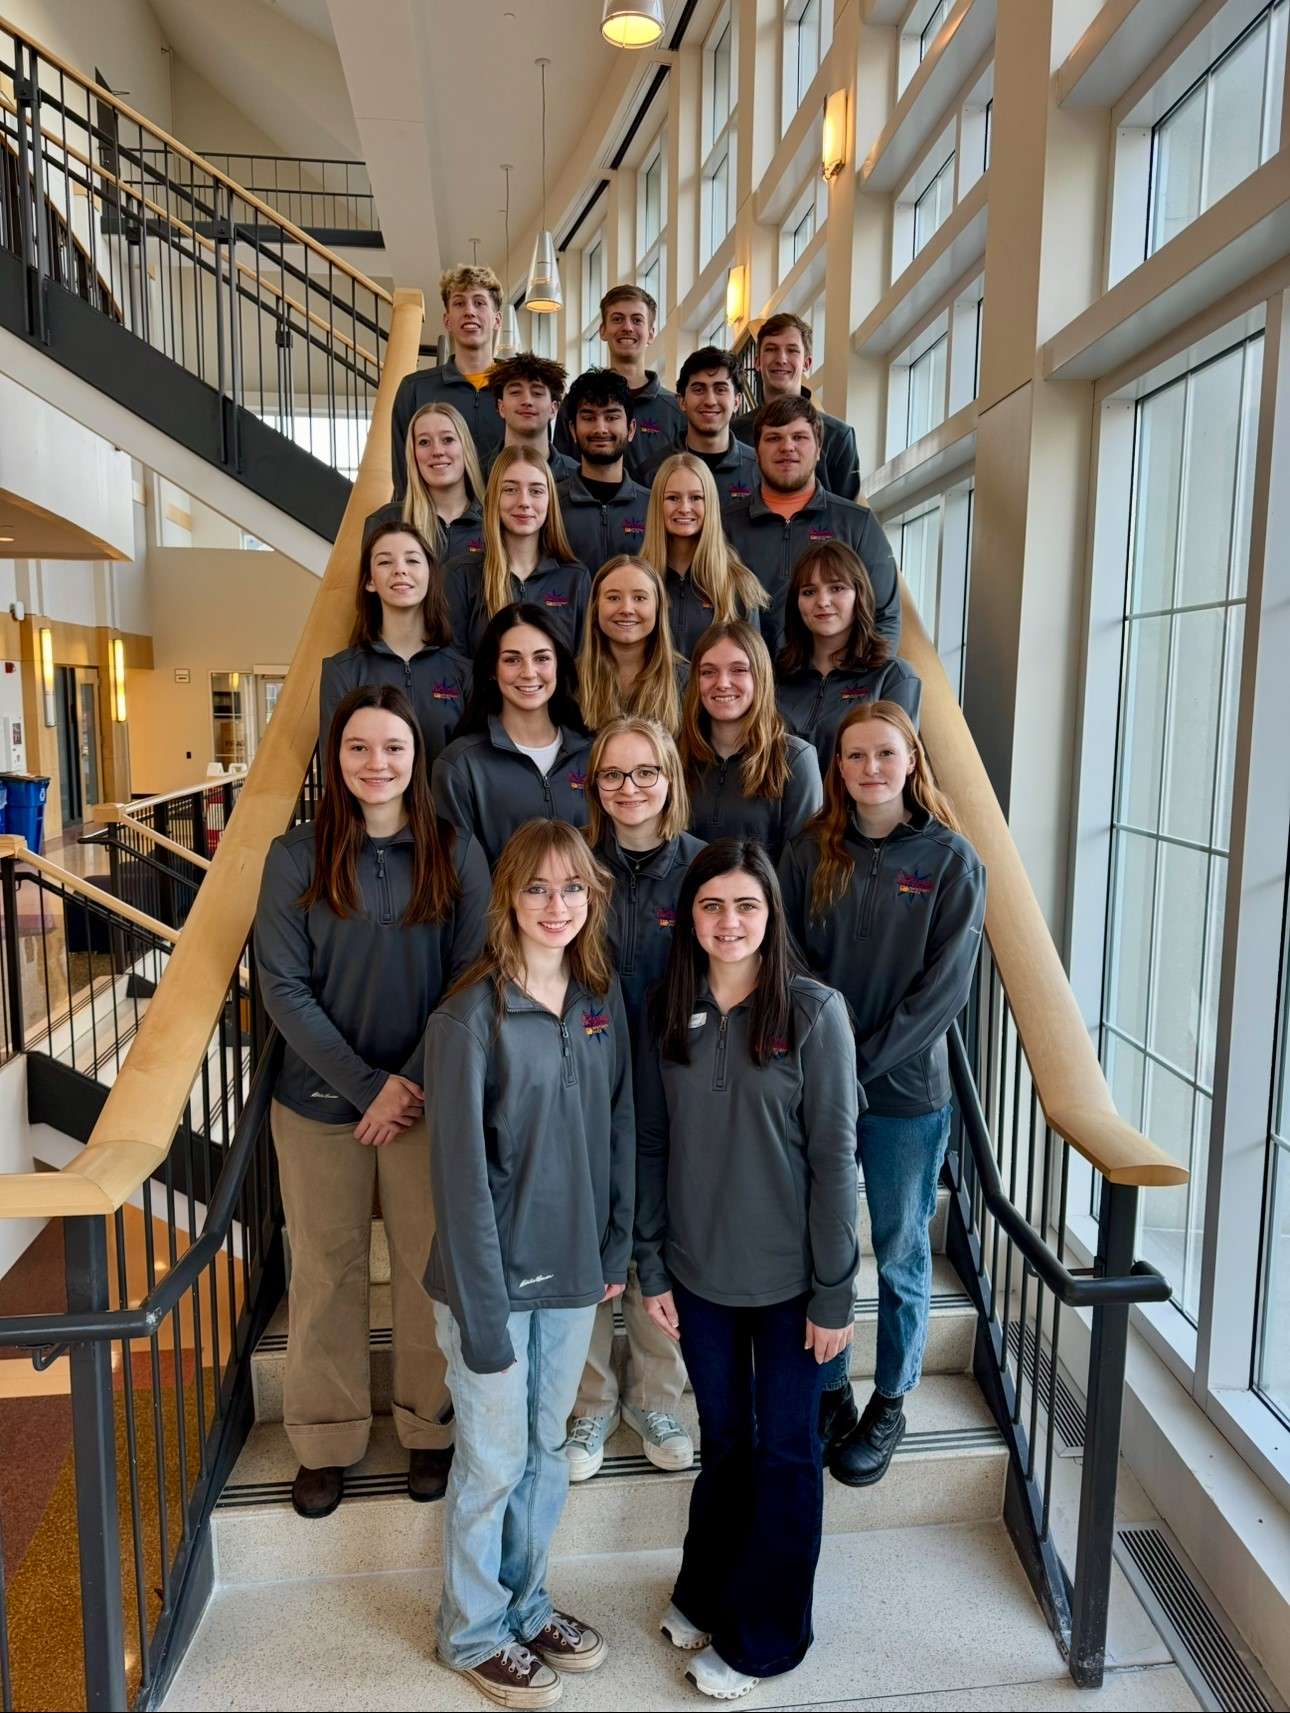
[174,667,191,684]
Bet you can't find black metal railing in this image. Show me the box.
[0,23,391,484]
[944,942,1172,1688]
[82,777,246,931]
[191,154,378,239]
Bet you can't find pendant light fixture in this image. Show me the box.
[601,0,664,48]
[497,164,522,357]
[524,58,562,314]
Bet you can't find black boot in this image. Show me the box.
[291,1463,344,1518]
[408,1446,454,1502]
[818,1383,860,1456]
[829,1390,906,1487]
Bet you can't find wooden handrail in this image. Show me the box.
[0,835,178,944]
[901,596,1188,1189]
[0,287,425,1220]
[90,806,214,874]
[0,13,393,302]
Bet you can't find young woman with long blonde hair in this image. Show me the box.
[577,556,687,734]
[366,402,487,564]
[642,453,767,658]
[423,820,635,1702]
[778,701,986,1490]
[680,620,821,862]
[443,447,590,656]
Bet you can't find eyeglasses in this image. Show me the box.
[594,765,662,790]
[518,882,589,904]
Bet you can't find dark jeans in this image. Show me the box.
[672,1281,825,1679]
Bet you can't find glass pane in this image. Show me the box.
[1178,348,1244,606]
[1205,17,1269,208]
[1106,1033,1148,1129]
[640,256,661,309]
[1161,606,1224,844]
[1150,83,1205,254]
[913,155,955,255]
[906,334,947,444]
[1256,1143,1290,1414]
[1230,337,1264,598]
[1183,1091,1212,1320]
[1212,605,1245,846]
[797,0,820,102]
[1198,854,1227,1091]
[900,507,940,628]
[1106,831,1157,1045]
[643,155,662,249]
[1116,615,1170,831]
[1140,1061,1195,1292]
[1149,840,1208,1075]
[1129,379,1185,613]
[712,21,731,131]
[920,0,950,58]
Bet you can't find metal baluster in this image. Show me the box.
[163,1142,194,1494]
[140,1178,173,1613]
[1,857,25,1057]
[112,1207,151,1690]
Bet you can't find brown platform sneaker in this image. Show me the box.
[446,1643,562,1708]
[290,1464,343,1519]
[526,1610,608,1674]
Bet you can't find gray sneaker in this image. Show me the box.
[622,1405,694,1471]
[563,1411,619,1481]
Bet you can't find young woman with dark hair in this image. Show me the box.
[320,522,472,764]
[775,541,922,767]
[680,620,822,862]
[577,556,687,734]
[635,837,860,1701]
[423,820,635,1707]
[254,684,490,1521]
[431,603,593,867]
[778,701,986,1488]
[564,717,703,1483]
[642,452,767,658]
[443,448,591,656]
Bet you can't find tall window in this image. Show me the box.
[892,482,973,695]
[913,153,955,255]
[581,234,605,370]
[636,137,667,325]
[906,332,948,444]
[783,0,825,128]
[779,179,823,280]
[1100,335,1263,1321]
[1147,0,1287,256]
[920,0,952,59]
[702,9,737,267]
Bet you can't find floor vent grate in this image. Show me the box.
[1115,1523,1277,1713]
[1005,1319,1086,1451]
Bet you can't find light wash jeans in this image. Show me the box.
[433,1300,598,1671]
[822,1104,952,1399]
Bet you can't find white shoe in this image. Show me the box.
[686,1645,759,1700]
[660,1602,710,1651]
[563,1411,619,1481]
[623,1405,695,1471]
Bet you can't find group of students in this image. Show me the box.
[253,263,986,1710]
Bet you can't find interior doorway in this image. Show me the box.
[54,664,103,828]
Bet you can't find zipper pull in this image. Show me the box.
[719,1014,728,1037]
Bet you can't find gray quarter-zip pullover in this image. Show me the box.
[596,829,707,1029]
[254,821,489,1124]
[320,639,472,765]
[664,567,763,661]
[441,552,591,656]
[364,500,486,564]
[391,359,503,494]
[687,734,823,862]
[732,396,861,501]
[555,473,651,572]
[423,976,636,1373]
[634,974,860,1326]
[775,659,922,769]
[721,487,900,660]
[778,809,986,1115]
[432,714,593,866]
[638,436,760,510]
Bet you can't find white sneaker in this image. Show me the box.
[686,1645,759,1700]
[623,1405,695,1471]
[660,1602,709,1651]
[563,1411,619,1481]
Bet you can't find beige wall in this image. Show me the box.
[5,0,174,129]
[127,548,314,795]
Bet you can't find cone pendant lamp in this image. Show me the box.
[601,0,664,47]
[525,59,562,313]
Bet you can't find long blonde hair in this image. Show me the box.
[643,452,767,620]
[586,716,691,847]
[808,701,961,917]
[481,447,578,621]
[578,556,684,733]
[401,403,486,560]
[680,620,790,800]
[449,820,615,1008]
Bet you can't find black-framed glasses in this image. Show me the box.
[595,765,663,790]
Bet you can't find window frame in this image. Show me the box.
[580,229,606,371]
[701,5,738,269]
[635,130,668,328]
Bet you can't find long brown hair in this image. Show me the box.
[680,620,791,800]
[650,838,803,1067]
[807,700,961,918]
[401,403,486,559]
[578,556,684,732]
[449,820,615,1009]
[776,540,891,676]
[586,716,691,847]
[481,447,578,621]
[351,522,452,650]
[300,684,460,923]
[642,452,767,621]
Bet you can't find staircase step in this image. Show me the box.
[213,1373,1006,1586]
[250,1253,975,1424]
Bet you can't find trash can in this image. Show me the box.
[0,776,49,854]
[0,779,7,836]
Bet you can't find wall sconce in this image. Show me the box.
[39,626,55,727]
[822,88,849,181]
[111,636,127,723]
[725,263,748,328]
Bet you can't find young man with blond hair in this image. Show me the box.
[391,265,505,493]
[555,284,684,480]
[731,311,861,501]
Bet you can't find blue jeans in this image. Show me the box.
[822,1105,952,1399]
[432,1301,598,1671]
[672,1282,825,1679]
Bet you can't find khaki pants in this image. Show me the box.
[573,1262,687,1418]
[272,1100,452,1468]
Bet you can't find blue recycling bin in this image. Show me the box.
[1,776,49,854]
[0,780,7,836]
